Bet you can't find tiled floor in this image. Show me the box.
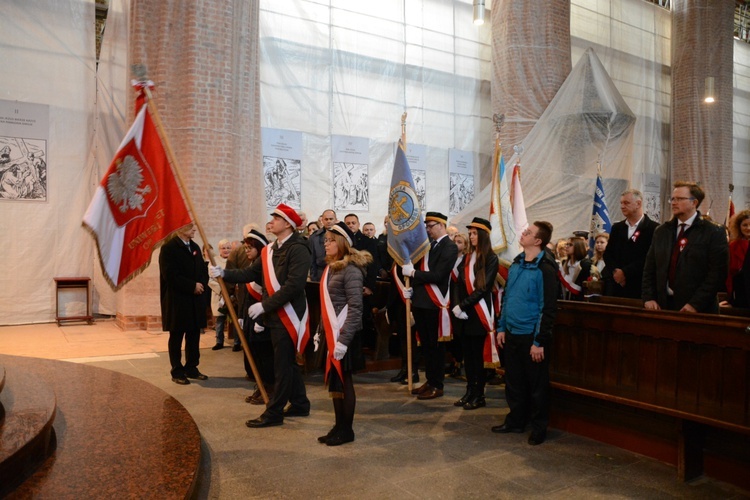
[1,319,749,499]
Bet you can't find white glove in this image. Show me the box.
[253,323,265,333]
[248,302,265,319]
[333,341,348,360]
[208,265,224,278]
[401,262,415,277]
[218,296,225,307]
[313,331,321,352]
[238,318,243,329]
[452,305,468,320]
[403,287,413,299]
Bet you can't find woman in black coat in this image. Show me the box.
[451,218,499,410]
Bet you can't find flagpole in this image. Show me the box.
[400,112,415,393]
[136,70,268,404]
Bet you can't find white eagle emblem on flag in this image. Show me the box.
[106,155,152,213]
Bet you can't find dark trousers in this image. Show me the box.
[462,333,486,393]
[263,326,310,420]
[413,307,445,390]
[246,339,275,385]
[168,328,200,378]
[503,332,550,434]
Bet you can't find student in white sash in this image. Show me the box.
[317,221,371,446]
[451,218,498,410]
[210,204,312,428]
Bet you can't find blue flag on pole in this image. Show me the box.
[387,140,429,266]
[589,170,612,252]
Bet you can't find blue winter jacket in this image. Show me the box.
[496,249,559,347]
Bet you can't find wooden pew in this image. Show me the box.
[551,300,750,486]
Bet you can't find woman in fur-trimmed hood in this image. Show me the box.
[317,221,372,446]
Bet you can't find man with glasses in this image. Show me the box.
[401,212,458,400]
[642,181,728,313]
[602,189,658,299]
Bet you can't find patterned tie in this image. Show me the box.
[668,223,686,286]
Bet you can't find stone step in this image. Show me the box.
[0,363,57,497]
[0,354,201,498]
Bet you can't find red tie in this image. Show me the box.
[668,223,686,286]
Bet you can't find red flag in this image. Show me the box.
[83,87,190,290]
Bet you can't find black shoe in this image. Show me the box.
[491,423,524,434]
[186,372,208,380]
[454,390,471,407]
[463,395,486,410]
[171,376,190,385]
[232,344,242,352]
[211,344,224,350]
[318,426,339,443]
[401,373,419,385]
[390,369,407,383]
[283,405,310,417]
[326,428,355,446]
[528,431,546,445]
[246,416,283,428]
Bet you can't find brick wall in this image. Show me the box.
[491,0,571,151]
[116,0,263,329]
[671,0,734,219]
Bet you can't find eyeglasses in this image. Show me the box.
[324,238,336,244]
[425,222,438,229]
[670,196,695,203]
[521,228,538,238]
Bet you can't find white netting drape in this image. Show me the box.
[259,0,493,228]
[455,0,671,245]
[0,0,96,325]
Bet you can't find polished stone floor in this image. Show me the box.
[1,320,748,499]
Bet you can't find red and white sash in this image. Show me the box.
[261,245,310,353]
[319,266,348,384]
[450,257,461,282]
[421,252,452,341]
[558,266,582,297]
[464,252,499,367]
[245,281,262,301]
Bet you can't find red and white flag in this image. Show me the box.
[83,87,190,290]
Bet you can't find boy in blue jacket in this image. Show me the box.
[492,221,558,445]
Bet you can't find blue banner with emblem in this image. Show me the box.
[387,140,429,267]
[589,170,612,252]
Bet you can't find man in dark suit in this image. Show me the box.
[602,189,658,299]
[402,212,458,399]
[159,222,209,385]
[642,181,728,313]
[309,209,336,281]
[211,204,312,427]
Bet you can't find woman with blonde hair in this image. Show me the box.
[592,233,609,273]
[317,221,372,446]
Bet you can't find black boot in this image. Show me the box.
[463,391,486,410]
[454,387,472,407]
[401,371,419,385]
[390,368,407,383]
